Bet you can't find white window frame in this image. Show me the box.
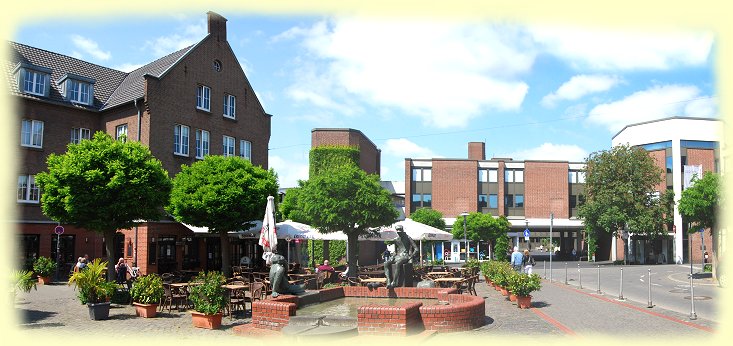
[21,119,43,148]
[195,129,210,159]
[70,127,91,144]
[488,169,498,183]
[22,70,47,96]
[116,124,128,141]
[174,124,190,156]
[196,85,211,111]
[224,94,236,119]
[478,169,488,183]
[223,135,235,157]
[17,175,40,203]
[239,139,251,161]
[66,79,92,105]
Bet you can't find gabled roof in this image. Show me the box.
[4,41,195,111]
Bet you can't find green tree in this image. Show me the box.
[36,132,171,281]
[167,155,278,277]
[410,208,446,230]
[297,164,397,277]
[579,144,674,261]
[678,172,721,279]
[451,213,510,259]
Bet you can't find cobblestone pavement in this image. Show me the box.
[12,277,720,341]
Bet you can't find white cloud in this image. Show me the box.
[587,84,717,132]
[505,143,588,162]
[269,155,309,189]
[382,138,441,159]
[70,35,111,61]
[143,19,206,57]
[542,74,622,107]
[530,26,713,71]
[113,63,145,73]
[279,18,534,128]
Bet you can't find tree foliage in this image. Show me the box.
[578,144,673,239]
[451,213,511,259]
[309,145,360,178]
[36,131,171,280]
[297,164,397,277]
[678,172,720,234]
[410,208,446,230]
[167,155,278,276]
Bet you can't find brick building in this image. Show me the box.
[10,12,272,275]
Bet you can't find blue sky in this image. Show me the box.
[10,11,718,188]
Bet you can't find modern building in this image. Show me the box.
[405,142,586,263]
[612,116,724,265]
[10,12,272,275]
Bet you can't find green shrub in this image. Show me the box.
[188,271,226,315]
[33,256,57,277]
[68,258,117,304]
[12,270,37,297]
[130,273,164,304]
[507,273,542,297]
[704,264,713,272]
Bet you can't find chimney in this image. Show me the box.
[207,11,228,42]
[468,142,485,160]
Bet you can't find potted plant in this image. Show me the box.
[68,258,117,320]
[12,270,37,303]
[507,273,542,309]
[33,256,57,285]
[130,273,164,318]
[188,271,226,329]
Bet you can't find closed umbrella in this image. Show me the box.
[258,195,277,263]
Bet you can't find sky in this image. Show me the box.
[9,10,718,188]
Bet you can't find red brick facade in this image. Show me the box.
[524,161,569,218]
[432,159,478,217]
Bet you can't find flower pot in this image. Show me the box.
[500,287,509,296]
[88,302,111,320]
[517,295,532,309]
[191,311,223,329]
[133,302,159,318]
[509,293,517,302]
[37,276,51,285]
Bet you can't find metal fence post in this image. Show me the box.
[689,273,697,320]
[647,268,653,308]
[596,265,602,294]
[543,261,546,279]
[578,263,582,289]
[618,268,625,301]
[565,262,568,285]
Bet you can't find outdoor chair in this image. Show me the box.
[226,285,247,319]
[160,283,187,312]
[245,282,264,310]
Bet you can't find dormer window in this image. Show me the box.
[13,63,51,97]
[58,73,95,106]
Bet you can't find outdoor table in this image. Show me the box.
[433,277,464,289]
[359,277,387,286]
[222,284,249,317]
[427,271,451,278]
[358,270,385,278]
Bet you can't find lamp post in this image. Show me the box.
[524,219,529,250]
[461,212,469,263]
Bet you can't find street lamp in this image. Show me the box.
[461,212,469,263]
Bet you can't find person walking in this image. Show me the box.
[511,246,523,272]
[522,249,536,274]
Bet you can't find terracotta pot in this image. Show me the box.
[133,302,158,318]
[517,295,532,309]
[37,276,51,285]
[494,284,502,291]
[500,287,509,296]
[191,311,223,329]
[509,293,517,302]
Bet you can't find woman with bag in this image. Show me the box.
[522,249,536,274]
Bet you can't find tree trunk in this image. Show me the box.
[323,240,330,262]
[346,234,359,278]
[220,231,231,277]
[103,229,116,281]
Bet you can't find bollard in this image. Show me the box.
[618,268,625,301]
[565,262,568,285]
[689,273,697,320]
[596,265,602,294]
[578,263,582,289]
[543,261,546,279]
[647,268,653,308]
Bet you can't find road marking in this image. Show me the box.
[531,307,577,336]
[550,281,715,333]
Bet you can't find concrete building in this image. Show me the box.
[10,12,272,275]
[612,117,724,265]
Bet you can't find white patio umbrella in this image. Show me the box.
[383,218,453,263]
[258,195,277,263]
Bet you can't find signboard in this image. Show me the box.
[54,225,64,235]
[523,228,530,237]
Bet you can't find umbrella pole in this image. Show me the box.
[420,239,423,265]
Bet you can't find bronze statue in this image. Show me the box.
[269,253,305,297]
[384,225,417,288]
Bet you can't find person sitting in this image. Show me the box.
[316,260,335,274]
[114,258,129,286]
[74,257,86,273]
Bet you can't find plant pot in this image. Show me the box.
[191,311,223,329]
[509,293,517,302]
[37,276,51,285]
[500,287,509,296]
[494,284,502,291]
[133,302,159,318]
[517,295,532,309]
[88,302,111,320]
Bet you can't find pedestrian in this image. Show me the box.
[511,246,523,272]
[522,249,536,274]
[73,257,85,273]
[572,248,577,261]
[114,258,128,285]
